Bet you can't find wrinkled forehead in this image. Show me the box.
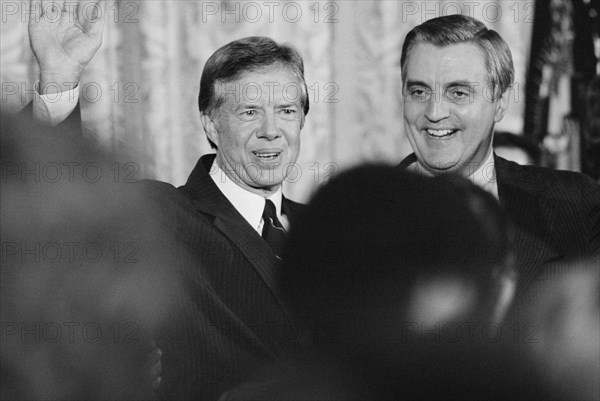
[215,65,304,107]
[404,42,489,84]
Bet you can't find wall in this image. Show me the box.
[1,0,534,201]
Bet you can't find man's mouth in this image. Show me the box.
[252,151,282,161]
[426,129,458,138]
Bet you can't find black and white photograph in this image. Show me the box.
[1,0,599,399]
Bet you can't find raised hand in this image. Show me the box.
[28,0,106,94]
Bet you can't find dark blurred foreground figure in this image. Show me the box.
[221,165,558,400]
[508,255,600,401]
[0,112,180,400]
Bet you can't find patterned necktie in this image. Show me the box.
[261,199,287,259]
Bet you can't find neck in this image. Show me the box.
[415,148,494,179]
[215,157,281,198]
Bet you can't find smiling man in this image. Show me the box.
[398,15,600,298]
[201,64,304,197]
[192,37,307,255]
[26,4,311,396]
[402,42,509,185]
[150,37,311,399]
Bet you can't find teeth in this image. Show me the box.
[427,129,455,137]
[255,152,279,158]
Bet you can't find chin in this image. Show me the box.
[421,160,460,174]
[257,173,286,188]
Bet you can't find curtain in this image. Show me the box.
[1,0,533,201]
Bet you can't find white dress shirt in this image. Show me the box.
[32,82,80,126]
[467,150,498,200]
[209,161,289,234]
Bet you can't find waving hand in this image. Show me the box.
[28,0,106,94]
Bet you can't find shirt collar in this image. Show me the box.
[468,149,498,200]
[209,160,283,232]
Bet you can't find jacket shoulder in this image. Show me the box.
[497,156,599,197]
[137,179,197,219]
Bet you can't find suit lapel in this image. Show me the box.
[180,154,297,322]
[398,154,563,293]
[495,155,561,291]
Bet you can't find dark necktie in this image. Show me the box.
[261,199,287,259]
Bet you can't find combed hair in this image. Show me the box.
[198,36,309,118]
[400,15,514,100]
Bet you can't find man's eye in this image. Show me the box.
[242,110,256,116]
[279,108,300,120]
[447,89,471,102]
[406,88,430,102]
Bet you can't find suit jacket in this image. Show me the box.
[20,101,309,399]
[398,153,600,297]
[494,154,600,296]
[143,154,309,400]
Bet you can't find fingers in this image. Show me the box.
[41,0,59,15]
[40,0,53,11]
[29,0,43,21]
[63,0,77,25]
[80,0,106,37]
[90,1,107,37]
[31,0,69,24]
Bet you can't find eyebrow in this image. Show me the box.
[405,80,431,89]
[232,104,259,112]
[445,81,477,89]
[405,80,479,91]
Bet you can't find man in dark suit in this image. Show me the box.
[398,14,600,297]
[140,37,312,400]
[27,5,310,399]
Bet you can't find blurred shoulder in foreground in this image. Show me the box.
[1,112,182,400]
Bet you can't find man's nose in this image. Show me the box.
[424,95,450,122]
[259,112,280,140]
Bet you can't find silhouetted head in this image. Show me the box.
[283,165,515,359]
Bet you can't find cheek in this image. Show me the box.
[461,103,494,122]
[231,127,256,149]
[221,135,251,162]
[403,103,419,121]
[404,105,427,129]
[283,122,302,141]
[287,131,301,146]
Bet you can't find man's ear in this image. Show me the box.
[494,88,511,123]
[200,113,219,146]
